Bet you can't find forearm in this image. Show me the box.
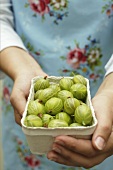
[95,72,113,97]
[0,47,43,80]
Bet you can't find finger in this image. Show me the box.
[10,86,27,117]
[92,96,113,150]
[14,109,22,126]
[47,150,81,167]
[47,143,107,168]
[54,135,98,157]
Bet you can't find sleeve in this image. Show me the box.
[0,0,27,52]
[105,54,113,76]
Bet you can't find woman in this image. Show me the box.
[0,0,113,170]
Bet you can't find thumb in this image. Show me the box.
[92,97,112,150]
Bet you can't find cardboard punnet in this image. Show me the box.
[21,76,97,155]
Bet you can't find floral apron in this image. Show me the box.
[1,0,113,169]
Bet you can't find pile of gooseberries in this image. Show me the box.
[24,75,93,128]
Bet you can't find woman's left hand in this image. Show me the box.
[47,132,113,168]
[47,74,113,168]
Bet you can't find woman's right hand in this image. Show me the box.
[0,47,47,125]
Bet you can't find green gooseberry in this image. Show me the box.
[38,88,57,103]
[34,77,50,92]
[49,83,61,93]
[64,97,80,115]
[69,122,83,127]
[34,90,43,100]
[57,90,73,102]
[27,100,46,117]
[42,114,54,127]
[74,104,93,126]
[70,83,87,101]
[73,74,87,86]
[48,119,68,128]
[59,78,74,91]
[55,112,72,125]
[45,97,63,115]
[24,115,42,127]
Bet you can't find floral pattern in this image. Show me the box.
[101,0,113,18]
[20,33,104,84]
[59,36,103,83]
[25,0,68,24]
[28,0,50,16]
[50,0,67,10]
[3,86,10,103]
[15,134,84,170]
[14,136,41,169]
[24,0,113,25]
[2,85,12,115]
[66,47,87,69]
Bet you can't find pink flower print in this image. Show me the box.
[44,0,50,4]
[29,0,50,15]
[89,73,99,80]
[25,155,40,167]
[3,86,10,102]
[67,48,86,69]
[106,9,111,16]
[35,51,41,55]
[111,4,113,10]
[62,69,69,73]
[17,140,23,145]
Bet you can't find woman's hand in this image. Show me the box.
[0,47,47,125]
[10,70,47,126]
[47,73,113,168]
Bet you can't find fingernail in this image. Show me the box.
[52,147,61,154]
[95,136,105,150]
[54,140,65,146]
[48,157,57,162]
